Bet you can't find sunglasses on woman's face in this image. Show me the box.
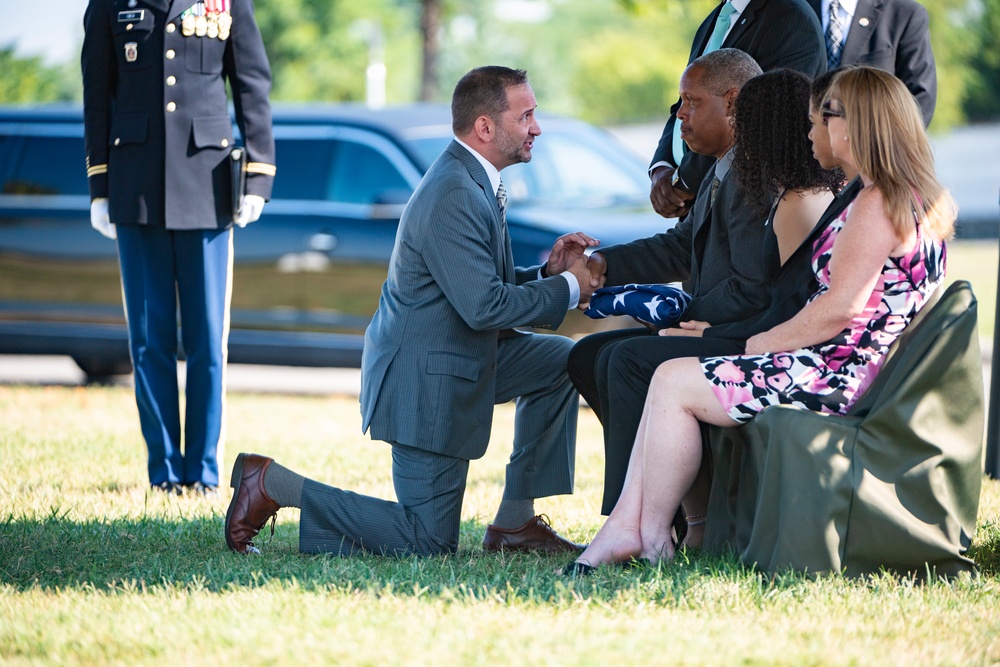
[821,101,845,122]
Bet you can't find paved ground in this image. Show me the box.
[0,350,991,401]
[0,355,364,397]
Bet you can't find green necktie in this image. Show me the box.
[672,2,738,164]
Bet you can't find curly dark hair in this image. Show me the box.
[732,69,843,217]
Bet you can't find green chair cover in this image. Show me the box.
[703,280,984,577]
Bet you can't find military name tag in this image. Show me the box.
[124,42,138,62]
[117,10,144,22]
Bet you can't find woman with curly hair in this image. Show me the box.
[732,68,844,266]
[563,66,955,574]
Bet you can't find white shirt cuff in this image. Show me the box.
[560,271,581,310]
[649,160,672,178]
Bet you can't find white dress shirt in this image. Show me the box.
[822,0,859,45]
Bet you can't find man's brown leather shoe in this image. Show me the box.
[225,453,280,555]
[482,515,586,554]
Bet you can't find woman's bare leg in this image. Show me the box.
[680,460,713,549]
[573,395,656,567]
[574,357,738,568]
[637,358,738,562]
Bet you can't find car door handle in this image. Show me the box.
[309,232,338,252]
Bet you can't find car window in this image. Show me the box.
[2,136,89,196]
[407,137,451,170]
[504,128,646,205]
[327,140,411,205]
[271,139,335,200]
[271,137,412,205]
[405,126,647,206]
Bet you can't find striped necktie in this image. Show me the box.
[826,0,845,69]
[496,180,508,227]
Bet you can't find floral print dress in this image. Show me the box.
[701,204,946,423]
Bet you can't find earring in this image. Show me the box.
[844,136,849,141]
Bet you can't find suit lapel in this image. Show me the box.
[841,0,882,64]
[693,3,724,57]
[167,0,193,23]
[724,0,762,47]
[445,141,513,283]
[687,172,718,295]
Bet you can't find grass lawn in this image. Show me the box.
[2,384,1000,666]
[948,239,999,341]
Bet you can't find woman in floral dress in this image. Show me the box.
[566,66,958,573]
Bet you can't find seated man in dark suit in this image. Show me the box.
[224,66,602,558]
[576,65,864,520]
[569,48,768,515]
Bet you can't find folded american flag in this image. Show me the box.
[584,283,692,327]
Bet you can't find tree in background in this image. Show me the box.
[962,0,1000,122]
[924,0,978,130]
[0,0,993,128]
[420,0,443,101]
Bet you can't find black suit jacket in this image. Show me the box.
[704,177,864,344]
[808,0,936,126]
[651,0,827,192]
[601,159,776,327]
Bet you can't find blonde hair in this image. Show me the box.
[826,66,956,241]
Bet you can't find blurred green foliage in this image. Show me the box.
[0,48,80,103]
[961,0,1000,123]
[1,0,997,128]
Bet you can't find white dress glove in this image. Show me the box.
[234,194,265,227]
[90,198,116,239]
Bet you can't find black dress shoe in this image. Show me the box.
[558,559,596,576]
[151,481,183,496]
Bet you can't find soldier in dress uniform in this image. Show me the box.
[81,0,276,494]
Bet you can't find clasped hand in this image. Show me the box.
[544,232,604,306]
[649,166,696,219]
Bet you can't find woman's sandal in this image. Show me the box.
[558,560,596,576]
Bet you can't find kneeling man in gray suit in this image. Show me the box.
[225,66,600,557]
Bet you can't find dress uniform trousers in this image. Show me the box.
[116,224,234,487]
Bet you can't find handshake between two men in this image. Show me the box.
[542,231,608,310]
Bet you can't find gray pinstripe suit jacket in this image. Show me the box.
[360,141,572,461]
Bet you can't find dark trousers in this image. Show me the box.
[567,328,744,514]
[117,224,232,487]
